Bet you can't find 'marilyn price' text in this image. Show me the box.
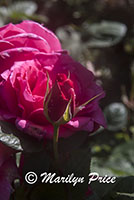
[40,172,116,186]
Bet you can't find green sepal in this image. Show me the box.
[55,97,72,126]
[44,71,50,102]
[74,92,104,116]
[43,71,53,124]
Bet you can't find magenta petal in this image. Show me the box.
[0,40,14,52]
[32,71,48,96]
[5,33,51,53]
[35,52,61,67]
[16,20,61,51]
[0,79,20,115]
[27,108,48,125]
[8,59,46,118]
[1,70,10,80]
[0,23,25,38]
[51,53,95,102]
[15,118,52,139]
[90,107,106,129]
[67,107,106,132]
[17,82,44,118]
[67,117,92,129]
[0,47,39,73]
[17,79,35,117]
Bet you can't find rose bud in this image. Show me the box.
[44,72,103,127]
[44,73,75,125]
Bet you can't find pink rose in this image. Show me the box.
[0,143,18,200]
[0,20,106,138]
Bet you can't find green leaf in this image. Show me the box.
[117,192,134,198]
[91,140,134,177]
[0,123,22,151]
[91,176,134,200]
[105,141,134,176]
[91,178,117,199]
[113,176,134,195]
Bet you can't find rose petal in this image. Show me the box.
[32,71,48,96]
[66,116,93,130]
[5,33,51,53]
[0,40,14,52]
[0,23,25,38]
[0,47,39,73]
[35,52,61,67]
[16,20,61,51]
[90,106,106,129]
[0,80,20,115]
[51,53,96,104]
[27,108,48,125]
[16,118,51,138]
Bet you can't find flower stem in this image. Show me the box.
[53,125,60,166]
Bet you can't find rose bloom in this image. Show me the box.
[0,20,106,138]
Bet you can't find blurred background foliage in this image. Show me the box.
[0,0,134,178]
